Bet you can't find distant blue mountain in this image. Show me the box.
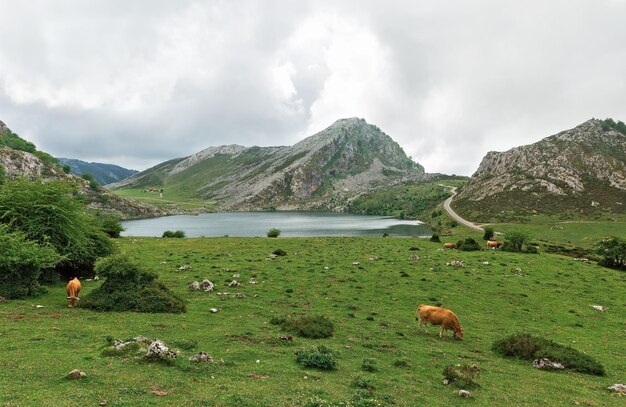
[57,158,138,185]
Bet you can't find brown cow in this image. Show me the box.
[487,240,502,249]
[443,242,456,249]
[66,277,81,308]
[416,304,464,339]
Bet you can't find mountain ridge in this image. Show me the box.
[453,118,626,221]
[57,158,138,185]
[110,118,426,211]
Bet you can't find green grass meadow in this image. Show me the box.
[1,236,625,406]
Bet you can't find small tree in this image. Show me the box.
[596,236,626,270]
[82,254,186,313]
[502,230,531,252]
[0,225,62,299]
[483,227,495,241]
[267,228,281,238]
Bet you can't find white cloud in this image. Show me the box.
[0,0,625,175]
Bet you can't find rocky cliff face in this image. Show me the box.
[454,119,626,220]
[112,118,425,211]
[1,144,165,220]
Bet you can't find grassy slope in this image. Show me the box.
[1,236,624,406]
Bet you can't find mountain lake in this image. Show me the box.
[121,212,432,238]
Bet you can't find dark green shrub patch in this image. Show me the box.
[352,375,375,389]
[361,358,377,372]
[272,315,334,339]
[162,230,186,238]
[443,364,481,388]
[492,333,605,375]
[272,249,287,256]
[267,228,281,238]
[295,346,337,370]
[430,233,441,243]
[457,237,481,251]
[82,254,186,313]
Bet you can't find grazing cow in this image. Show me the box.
[416,304,464,339]
[487,240,502,249]
[66,277,81,308]
[443,242,456,249]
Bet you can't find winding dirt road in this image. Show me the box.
[442,186,484,232]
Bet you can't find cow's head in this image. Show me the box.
[454,327,464,340]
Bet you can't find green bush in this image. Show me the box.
[502,230,531,252]
[443,364,481,388]
[273,315,334,338]
[596,236,626,270]
[457,237,481,251]
[267,228,281,238]
[98,215,125,238]
[272,249,287,256]
[162,230,185,238]
[295,346,337,370]
[483,227,494,241]
[492,333,605,376]
[0,225,62,299]
[0,180,114,278]
[430,233,441,243]
[82,254,186,313]
[361,358,377,372]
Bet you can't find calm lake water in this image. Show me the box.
[121,212,432,238]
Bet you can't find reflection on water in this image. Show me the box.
[121,212,432,238]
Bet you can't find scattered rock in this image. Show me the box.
[93,275,99,280]
[482,261,490,266]
[232,273,240,278]
[34,305,44,308]
[608,384,626,394]
[151,386,168,396]
[99,401,108,406]
[177,264,191,271]
[511,267,523,276]
[591,305,607,311]
[533,358,564,370]
[228,280,240,287]
[447,260,464,268]
[189,352,214,363]
[573,258,591,263]
[146,340,178,360]
[352,261,360,266]
[442,379,450,385]
[409,255,420,262]
[458,390,472,398]
[201,279,214,291]
[234,293,246,298]
[248,278,258,284]
[190,281,201,290]
[279,335,293,341]
[369,256,379,261]
[209,308,219,313]
[67,369,86,379]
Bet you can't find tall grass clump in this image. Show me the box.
[82,254,186,313]
[271,315,334,338]
[295,346,337,370]
[492,333,605,375]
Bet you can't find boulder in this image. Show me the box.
[189,352,214,363]
[146,340,178,360]
[458,390,472,398]
[608,384,626,393]
[533,358,564,370]
[201,279,214,291]
[67,369,86,379]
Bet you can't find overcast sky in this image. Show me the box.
[1,0,625,175]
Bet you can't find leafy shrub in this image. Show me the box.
[272,249,287,256]
[272,315,334,338]
[353,375,375,389]
[502,230,531,252]
[393,358,411,368]
[596,236,626,270]
[0,180,114,278]
[81,173,99,191]
[295,346,337,370]
[430,233,441,243]
[361,358,377,372]
[98,215,125,238]
[443,364,481,388]
[82,254,186,313]
[162,230,185,238]
[483,227,494,241]
[267,228,281,238]
[492,333,605,375]
[457,237,481,251]
[0,225,62,299]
